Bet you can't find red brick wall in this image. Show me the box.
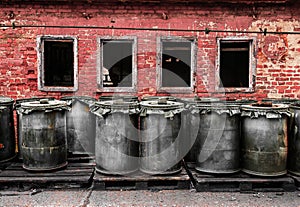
[0,2,300,100]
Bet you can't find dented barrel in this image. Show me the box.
[288,103,300,176]
[0,97,15,162]
[193,101,241,174]
[92,100,139,175]
[139,99,184,175]
[61,96,96,155]
[18,99,69,171]
[241,104,290,176]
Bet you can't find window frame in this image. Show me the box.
[157,36,197,93]
[216,37,257,93]
[97,36,137,93]
[37,35,78,92]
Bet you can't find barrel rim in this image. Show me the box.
[140,100,183,110]
[290,102,300,110]
[241,103,289,111]
[94,100,139,109]
[0,96,14,105]
[20,100,68,109]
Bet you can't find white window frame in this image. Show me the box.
[216,37,257,93]
[97,36,137,93]
[157,36,197,94]
[37,35,78,92]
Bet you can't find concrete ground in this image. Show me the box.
[0,188,300,207]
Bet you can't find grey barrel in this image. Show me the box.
[92,100,139,175]
[0,97,15,163]
[18,99,69,171]
[139,100,184,175]
[60,96,96,155]
[16,97,55,159]
[194,101,241,174]
[241,104,290,176]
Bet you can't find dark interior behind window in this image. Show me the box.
[220,41,249,88]
[44,40,74,87]
[102,40,133,87]
[162,41,191,87]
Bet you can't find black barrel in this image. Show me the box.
[16,97,55,159]
[18,99,69,171]
[140,100,184,175]
[241,104,290,176]
[193,101,241,174]
[288,102,300,175]
[98,95,138,102]
[60,96,96,155]
[0,97,15,162]
[92,100,139,175]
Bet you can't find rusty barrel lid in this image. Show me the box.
[140,99,183,110]
[19,99,69,113]
[16,97,55,108]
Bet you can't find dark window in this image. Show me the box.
[161,41,191,87]
[102,40,133,87]
[219,41,250,88]
[44,40,74,87]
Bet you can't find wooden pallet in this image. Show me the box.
[189,169,296,192]
[93,169,191,191]
[287,173,300,188]
[0,154,95,190]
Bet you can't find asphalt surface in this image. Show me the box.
[0,188,300,207]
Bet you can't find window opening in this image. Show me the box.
[219,41,250,88]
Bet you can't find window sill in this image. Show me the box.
[215,87,255,93]
[157,87,194,94]
[97,87,137,93]
[39,86,78,92]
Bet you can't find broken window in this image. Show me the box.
[99,38,137,91]
[38,36,78,91]
[157,37,196,93]
[218,40,252,88]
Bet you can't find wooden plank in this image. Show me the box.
[190,169,296,192]
[0,154,95,189]
[0,169,93,177]
[0,176,92,183]
[93,169,191,190]
[94,169,190,182]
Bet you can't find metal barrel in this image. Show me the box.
[241,104,290,176]
[0,97,15,163]
[288,102,300,175]
[18,99,69,171]
[91,100,139,175]
[139,100,184,175]
[177,98,198,169]
[194,101,241,174]
[98,95,138,102]
[16,97,55,159]
[60,96,96,155]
